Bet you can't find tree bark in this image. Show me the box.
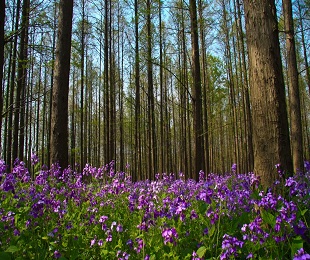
[297,0,310,95]
[0,0,4,155]
[134,0,141,181]
[6,0,21,168]
[283,0,303,172]
[243,0,293,188]
[189,0,204,179]
[50,0,73,169]
[146,0,157,179]
[12,0,29,162]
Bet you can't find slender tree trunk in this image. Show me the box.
[6,0,21,168]
[70,68,76,167]
[108,1,115,165]
[119,15,125,169]
[134,0,141,181]
[146,0,157,179]
[0,0,4,155]
[80,0,85,169]
[12,0,29,162]
[189,0,204,179]
[297,0,310,95]
[283,0,303,172]
[104,0,110,164]
[236,0,253,172]
[243,0,293,188]
[42,65,48,165]
[198,0,210,175]
[47,0,57,167]
[159,0,164,174]
[50,0,73,169]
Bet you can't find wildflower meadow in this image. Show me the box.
[0,156,309,259]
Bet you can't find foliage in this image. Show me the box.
[0,157,309,259]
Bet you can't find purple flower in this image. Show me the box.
[90,238,96,247]
[231,163,237,173]
[116,224,123,232]
[31,152,39,166]
[275,163,284,178]
[111,221,117,230]
[135,238,144,253]
[304,161,310,172]
[220,234,244,260]
[106,230,112,242]
[98,239,103,246]
[294,248,310,260]
[162,227,178,245]
[126,239,133,249]
[0,159,6,182]
[192,251,203,260]
[190,210,198,220]
[293,220,308,236]
[99,215,108,223]
[13,229,20,236]
[1,173,16,193]
[54,250,61,259]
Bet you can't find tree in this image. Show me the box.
[12,0,30,162]
[50,0,74,169]
[283,0,303,172]
[134,0,141,181]
[5,0,21,168]
[0,0,4,154]
[189,0,204,179]
[146,0,157,179]
[243,0,293,188]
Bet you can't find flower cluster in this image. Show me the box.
[220,234,244,260]
[162,227,178,245]
[0,158,309,259]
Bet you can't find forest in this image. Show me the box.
[0,0,310,185]
[1,1,310,259]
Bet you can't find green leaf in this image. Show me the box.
[100,250,109,256]
[5,246,20,253]
[291,236,303,259]
[196,246,207,258]
[198,201,208,214]
[300,209,308,216]
[209,225,216,237]
[0,252,12,260]
[14,214,20,226]
[260,209,276,227]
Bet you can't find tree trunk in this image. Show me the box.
[6,0,21,168]
[47,0,57,168]
[50,0,73,169]
[243,0,293,188]
[134,0,141,181]
[189,0,204,179]
[297,0,310,95]
[12,0,29,162]
[198,0,210,175]
[283,0,303,172]
[236,0,254,172]
[0,0,4,155]
[146,0,157,179]
[80,0,85,169]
